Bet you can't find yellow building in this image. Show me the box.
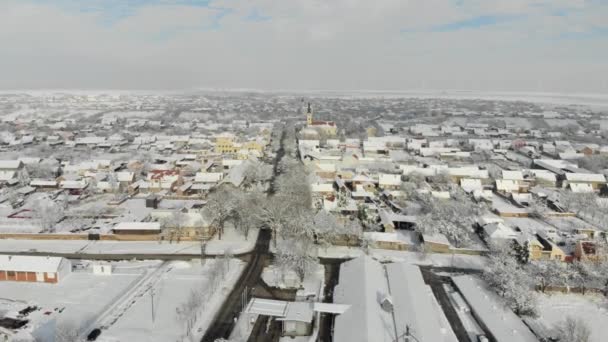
[215,133,238,154]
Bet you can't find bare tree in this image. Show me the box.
[53,321,84,342]
[555,316,591,342]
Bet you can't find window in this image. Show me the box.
[46,272,55,279]
[7,271,15,277]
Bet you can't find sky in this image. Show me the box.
[0,0,607,93]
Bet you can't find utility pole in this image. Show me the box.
[150,286,156,323]
[200,238,206,265]
[394,325,420,342]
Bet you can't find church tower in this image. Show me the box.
[306,102,313,126]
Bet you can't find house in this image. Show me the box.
[481,221,519,242]
[215,133,238,154]
[29,179,59,190]
[112,222,161,235]
[194,172,224,184]
[575,241,606,262]
[149,211,214,239]
[0,160,24,172]
[0,255,71,284]
[378,173,401,190]
[333,256,457,342]
[527,234,566,261]
[60,180,88,195]
[564,173,606,191]
[311,183,334,196]
[421,233,451,252]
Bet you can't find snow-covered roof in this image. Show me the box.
[460,178,482,193]
[378,173,402,186]
[565,173,606,183]
[0,255,67,273]
[116,172,135,182]
[502,170,524,181]
[0,160,22,169]
[194,172,223,183]
[452,275,538,342]
[569,183,595,193]
[246,298,314,323]
[448,167,489,179]
[333,256,457,342]
[113,222,161,231]
[60,180,88,189]
[333,256,394,342]
[30,179,58,187]
[311,183,334,193]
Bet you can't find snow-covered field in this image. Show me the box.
[537,293,608,342]
[0,259,245,342]
[0,267,141,331]
[100,259,244,342]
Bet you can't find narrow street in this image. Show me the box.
[201,229,271,342]
[202,125,288,342]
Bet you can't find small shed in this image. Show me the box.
[92,264,113,275]
[113,222,161,235]
[0,255,71,284]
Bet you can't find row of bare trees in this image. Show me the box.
[176,254,232,339]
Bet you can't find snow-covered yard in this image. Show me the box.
[204,226,259,256]
[537,293,608,342]
[100,259,244,342]
[0,259,245,342]
[0,266,142,334]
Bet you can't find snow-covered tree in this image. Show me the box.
[312,210,340,246]
[242,162,272,190]
[274,235,317,283]
[555,316,591,342]
[414,188,485,248]
[31,198,64,233]
[204,188,238,240]
[568,260,598,295]
[338,217,363,246]
[54,321,84,342]
[233,190,264,240]
[527,197,550,219]
[484,243,537,316]
[529,259,569,293]
[259,196,290,247]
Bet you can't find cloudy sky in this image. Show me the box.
[1,0,607,93]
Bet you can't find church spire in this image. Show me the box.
[306,102,313,125]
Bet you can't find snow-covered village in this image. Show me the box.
[2,1,608,342]
[0,91,606,342]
